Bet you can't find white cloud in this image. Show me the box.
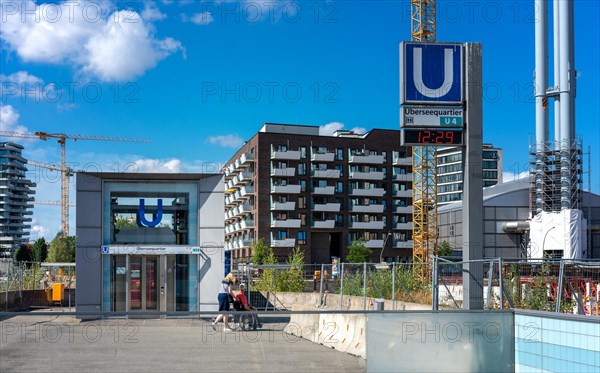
[133,158,182,173]
[319,122,367,136]
[207,134,245,148]
[350,127,367,134]
[0,71,45,99]
[190,12,214,25]
[0,1,184,82]
[319,122,345,136]
[84,10,184,81]
[141,2,167,21]
[502,170,529,183]
[0,104,28,133]
[31,224,50,241]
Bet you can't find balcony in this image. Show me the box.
[313,220,335,229]
[313,203,341,212]
[349,171,384,180]
[271,201,296,210]
[394,222,412,230]
[393,240,413,249]
[395,173,413,181]
[240,151,254,165]
[270,237,296,248]
[349,221,385,230]
[271,168,296,177]
[311,152,335,162]
[237,185,254,198]
[393,157,412,166]
[313,186,335,195]
[364,239,384,248]
[350,188,385,197]
[240,219,254,230]
[271,150,301,160]
[349,154,384,164]
[394,189,413,197]
[238,171,253,183]
[312,169,341,179]
[271,184,302,194]
[351,204,384,213]
[271,219,301,228]
[235,203,253,217]
[395,205,412,214]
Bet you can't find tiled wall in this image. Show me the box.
[515,313,600,373]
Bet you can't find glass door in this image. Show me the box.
[129,256,159,311]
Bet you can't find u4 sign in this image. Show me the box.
[400,42,463,105]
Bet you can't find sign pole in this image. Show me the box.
[462,42,484,310]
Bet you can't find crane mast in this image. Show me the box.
[411,0,438,281]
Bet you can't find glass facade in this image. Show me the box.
[101,181,200,313]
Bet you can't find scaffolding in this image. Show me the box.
[530,139,583,215]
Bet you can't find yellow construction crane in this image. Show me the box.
[411,0,438,281]
[0,131,150,237]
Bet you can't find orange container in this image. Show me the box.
[52,283,65,302]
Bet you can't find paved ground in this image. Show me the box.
[0,311,365,373]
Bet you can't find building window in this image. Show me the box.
[277,230,287,240]
[298,196,306,208]
[298,163,306,175]
[449,225,455,236]
[335,148,343,160]
[300,180,307,192]
[298,231,307,245]
[335,214,343,227]
[335,181,343,193]
[299,213,307,226]
[300,147,307,159]
[335,164,343,176]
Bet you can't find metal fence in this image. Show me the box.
[1,261,76,310]
[235,259,599,315]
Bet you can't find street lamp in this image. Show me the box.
[541,226,556,259]
[379,232,393,264]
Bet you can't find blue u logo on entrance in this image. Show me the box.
[137,198,163,227]
[401,42,463,104]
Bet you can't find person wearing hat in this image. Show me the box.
[234,283,262,329]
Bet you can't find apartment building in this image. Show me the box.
[222,124,414,265]
[436,144,503,206]
[0,142,36,253]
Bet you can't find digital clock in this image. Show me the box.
[401,129,463,146]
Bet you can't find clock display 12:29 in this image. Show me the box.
[403,129,463,145]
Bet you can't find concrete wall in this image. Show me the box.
[275,291,435,359]
[198,174,225,312]
[0,289,76,311]
[75,173,103,317]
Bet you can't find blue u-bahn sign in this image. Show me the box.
[400,42,463,105]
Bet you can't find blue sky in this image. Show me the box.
[1,0,599,240]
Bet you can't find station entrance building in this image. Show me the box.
[75,172,224,317]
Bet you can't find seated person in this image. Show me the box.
[234,283,262,329]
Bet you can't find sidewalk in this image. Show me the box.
[0,311,365,372]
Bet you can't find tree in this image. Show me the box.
[47,233,76,262]
[31,238,48,263]
[346,238,372,263]
[438,241,453,257]
[251,238,269,264]
[14,243,33,262]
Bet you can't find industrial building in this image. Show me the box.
[438,180,600,259]
[436,144,502,205]
[222,124,416,266]
[75,172,224,317]
[0,142,35,254]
